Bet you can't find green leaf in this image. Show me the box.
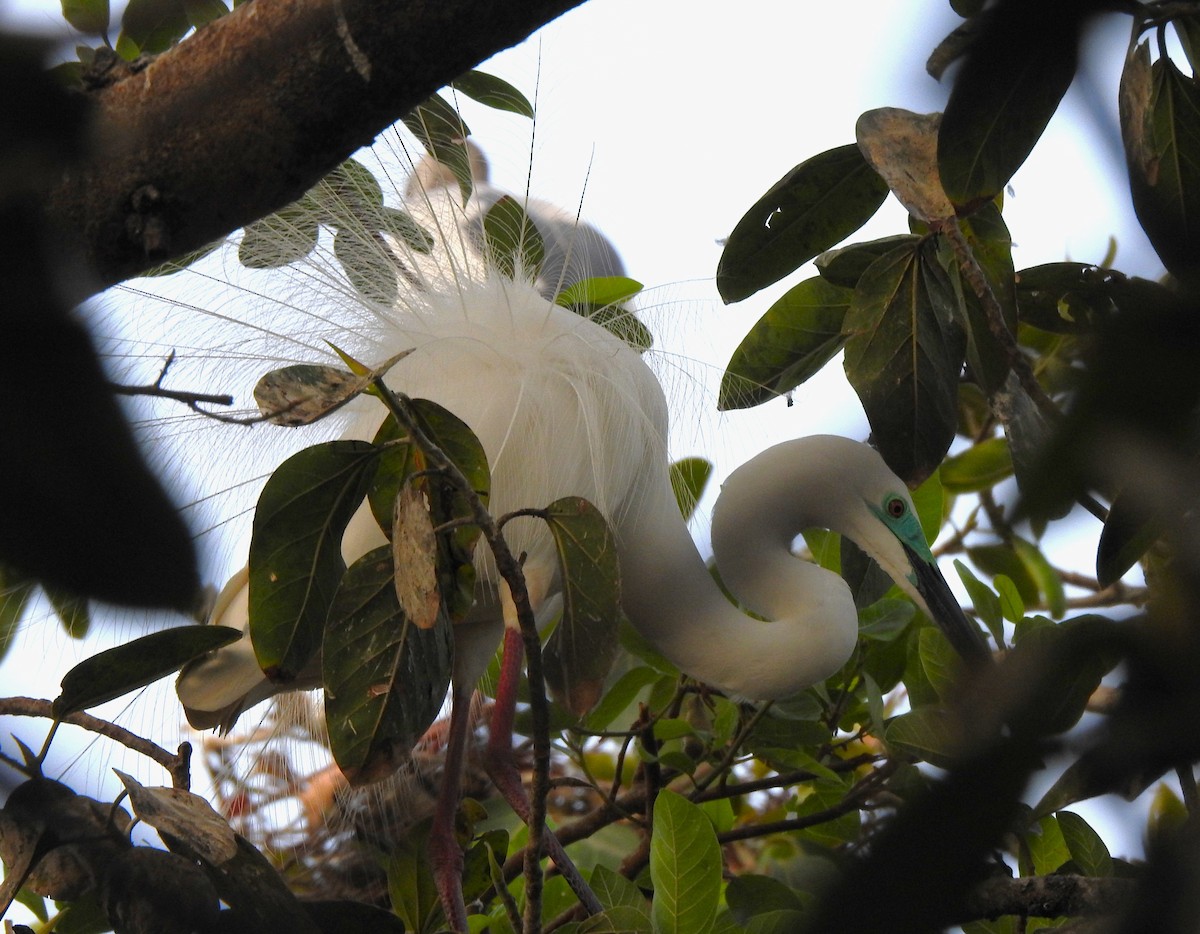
[885,706,964,769]
[580,906,655,933]
[239,206,319,269]
[248,440,380,680]
[718,276,852,410]
[402,93,474,202]
[542,497,622,717]
[54,625,241,717]
[1012,536,1066,620]
[794,779,862,848]
[61,0,109,35]
[815,234,922,288]
[911,467,947,547]
[1057,810,1113,877]
[650,789,721,934]
[1014,262,1160,334]
[669,457,711,521]
[119,0,188,54]
[940,437,1013,493]
[1023,814,1071,876]
[557,277,652,351]
[724,874,803,926]
[382,822,440,933]
[0,566,35,663]
[716,145,889,303]
[843,239,966,484]
[322,546,453,783]
[858,598,916,642]
[369,399,490,624]
[956,204,1018,395]
[590,864,650,913]
[994,574,1025,624]
[584,665,659,731]
[482,194,546,280]
[333,227,399,307]
[1120,42,1200,286]
[450,69,535,117]
[954,560,1003,648]
[45,586,89,639]
[938,7,1079,207]
[182,0,226,27]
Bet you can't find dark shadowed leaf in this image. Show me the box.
[543,497,622,717]
[717,145,889,303]
[957,203,1017,394]
[885,706,965,770]
[238,206,319,269]
[54,625,241,716]
[0,565,35,663]
[119,0,188,54]
[45,586,88,639]
[938,1,1082,208]
[843,239,966,484]
[182,0,226,27]
[450,69,535,117]
[1120,41,1200,286]
[402,93,474,202]
[483,195,546,280]
[322,546,453,783]
[333,227,400,307]
[1097,486,1162,587]
[815,234,921,288]
[1058,810,1113,877]
[114,772,237,864]
[1014,263,1171,334]
[670,457,712,521]
[719,276,852,410]
[248,440,379,680]
[954,560,1003,647]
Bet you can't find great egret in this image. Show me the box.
[176,144,988,930]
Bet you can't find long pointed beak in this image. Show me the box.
[902,543,992,667]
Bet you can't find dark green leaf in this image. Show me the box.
[542,497,622,717]
[299,901,406,933]
[938,4,1080,207]
[369,398,490,624]
[483,194,546,280]
[716,145,889,303]
[1012,536,1066,619]
[815,234,922,288]
[957,204,1017,395]
[794,779,862,848]
[584,665,659,731]
[940,437,1013,493]
[54,625,241,716]
[1175,15,1200,74]
[449,69,534,117]
[1097,485,1162,587]
[45,586,88,639]
[119,0,188,54]
[181,0,226,27]
[919,626,962,700]
[1120,42,1200,286]
[843,239,966,484]
[719,276,852,410]
[650,789,722,934]
[885,707,965,769]
[322,546,453,783]
[1058,810,1113,877]
[402,93,473,202]
[239,207,319,269]
[380,206,434,253]
[955,559,1003,647]
[1015,262,1154,333]
[967,543,1038,607]
[670,457,712,521]
[60,0,109,35]
[858,598,916,642]
[333,227,399,306]
[248,440,379,680]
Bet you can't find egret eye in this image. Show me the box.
[886,496,906,519]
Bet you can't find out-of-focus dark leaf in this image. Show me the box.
[719,276,852,410]
[717,145,889,303]
[182,0,226,27]
[1097,485,1163,587]
[248,441,379,681]
[938,0,1087,209]
[61,0,110,35]
[1120,40,1200,287]
[670,457,712,521]
[322,546,453,784]
[119,0,188,54]
[843,239,966,484]
[54,625,241,716]
[1015,263,1172,334]
[543,497,622,717]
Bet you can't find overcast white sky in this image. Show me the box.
[0,0,1168,860]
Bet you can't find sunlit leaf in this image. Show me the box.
[61,0,109,36]
[843,239,966,484]
[322,546,453,783]
[717,145,889,303]
[248,440,380,680]
[542,497,622,717]
[1058,810,1113,877]
[449,69,535,117]
[719,276,851,410]
[650,790,722,934]
[54,625,241,716]
[1023,814,1071,876]
[558,277,652,350]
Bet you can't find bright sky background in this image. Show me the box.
[0,0,1169,864]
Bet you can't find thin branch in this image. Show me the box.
[0,696,191,789]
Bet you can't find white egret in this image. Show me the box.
[176,145,988,931]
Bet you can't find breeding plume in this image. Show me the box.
[177,143,988,930]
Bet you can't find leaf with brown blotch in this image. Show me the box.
[856,109,954,223]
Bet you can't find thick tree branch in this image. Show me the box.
[46,0,586,293]
[961,874,1134,923]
